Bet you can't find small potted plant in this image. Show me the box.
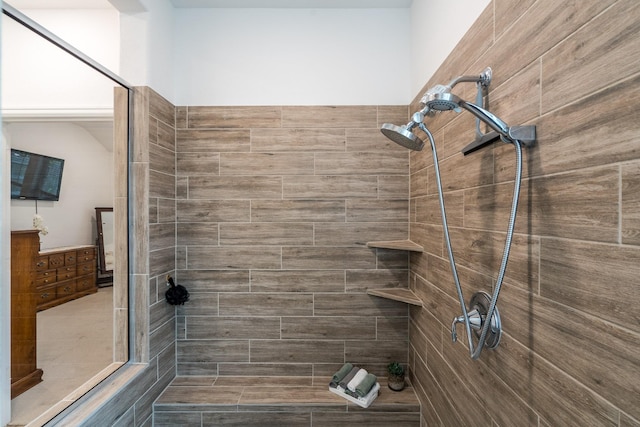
[387,361,405,391]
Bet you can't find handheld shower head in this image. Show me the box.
[422,88,511,140]
[422,86,461,112]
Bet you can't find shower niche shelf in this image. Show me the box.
[367,288,422,306]
[366,239,423,306]
[366,240,423,252]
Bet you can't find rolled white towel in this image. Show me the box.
[347,368,368,393]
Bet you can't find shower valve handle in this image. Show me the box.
[451,309,483,343]
[451,315,465,343]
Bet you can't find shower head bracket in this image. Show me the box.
[461,125,536,156]
[508,125,536,147]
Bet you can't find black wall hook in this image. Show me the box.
[165,275,190,305]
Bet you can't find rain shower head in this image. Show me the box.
[380,110,428,151]
[380,123,425,151]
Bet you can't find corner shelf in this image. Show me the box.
[366,240,423,252]
[365,239,424,307]
[367,288,422,306]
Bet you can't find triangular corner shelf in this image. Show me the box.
[366,240,423,252]
[367,288,422,306]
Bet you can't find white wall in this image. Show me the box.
[410,0,490,98]
[7,122,114,250]
[172,7,411,106]
[119,0,175,102]
[1,8,120,114]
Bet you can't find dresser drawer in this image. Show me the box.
[56,281,76,298]
[76,261,94,276]
[35,256,49,271]
[77,248,95,263]
[48,253,65,268]
[56,267,76,281]
[35,270,57,287]
[34,245,98,311]
[37,287,57,305]
[76,276,95,292]
[64,251,77,266]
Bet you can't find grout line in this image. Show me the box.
[618,165,622,245]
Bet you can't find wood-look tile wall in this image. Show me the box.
[408,0,640,426]
[174,104,412,378]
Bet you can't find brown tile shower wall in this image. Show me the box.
[174,105,413,377]
[407,0,640,426]
[66,87,178,426]
[147,88,178,377]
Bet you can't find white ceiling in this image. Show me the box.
[5,0,113,9]
[169,0,412,8]
[7,0,412,9]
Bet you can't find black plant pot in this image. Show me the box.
[388,374,405,391]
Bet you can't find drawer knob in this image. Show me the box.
[41,293,49,299]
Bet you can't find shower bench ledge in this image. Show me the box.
[154,375,421,426]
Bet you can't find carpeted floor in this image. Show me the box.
[10,286,113,426]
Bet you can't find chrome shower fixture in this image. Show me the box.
[380,110,429,151]
[419,67,492,108]
[379,67,536,360]
[418,68,535,145]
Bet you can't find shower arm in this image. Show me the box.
[447,67,492,89]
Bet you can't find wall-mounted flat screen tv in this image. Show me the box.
[10,149,65,201]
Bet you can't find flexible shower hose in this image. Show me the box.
[419,123,523,360]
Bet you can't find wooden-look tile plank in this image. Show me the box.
[281,316,376,340]
[282,106,377,128]
[187,106,282,128]
[540,237,640,331]
[542,0,640,113]
[204,412,311,426]
[188,176,283,200]
[220,223,313,246]
[499,284,639,420]
[251,128,345,152]
[622,162,640,245]
[250,270,345,293]
[154,385,243,408]
[186,316,280,340]
[219,293,313,317]
[249,340,344,364]
[531,72,640,177]
[176,129,251,152]
[220,153,314,175]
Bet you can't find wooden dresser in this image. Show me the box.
[11,230,44,398]
[35,245,98,311]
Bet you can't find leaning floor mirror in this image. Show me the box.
[96,207,114,284]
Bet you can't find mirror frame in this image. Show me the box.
[95,207,114,275]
